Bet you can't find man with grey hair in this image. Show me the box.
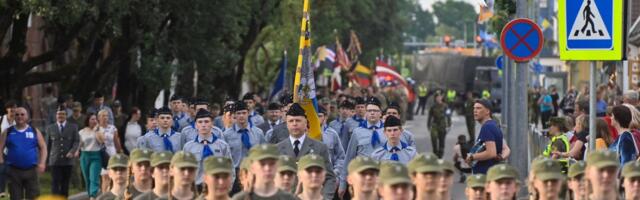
[623,90,639,107]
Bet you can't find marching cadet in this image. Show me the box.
[567,162,587,200]
[530,159,565,200]
[183,109,233,191]
[137,107,185,153]
[438,160,456,200]
[275,155,297,193]
[134,151,173,200]
[428,93,448,158]
[268,94,294,144]
[383,102,414,146]
[168,151,199,200]
[181,99,223,142]
[408,153,441,200]
[485,164,520,200]
[377,162,413,200]
[96,154,129,200]
[144,109,158,133]
[371,116,416,164]
[346,156,380,200]
[351,97,367,128]
[257,103,283,134]
[345,97,386,162]
[585,151,620,200]
[222,101,266,194]
[622,161,640,200]
[170,95,190,132]
[329,100,357,151]
[296,154,327,200]
[196,157,234,200]
[242,93,265,127]
[231,144,297,200]
[465,174,487,200]
[214,101,235,131]
[317,105,346,195]
[276,103,337,198]
[124,149,153,199]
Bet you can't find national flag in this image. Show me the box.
[270,51,288,101]
[335,38,351,70]
[352,63,372,87]
[293,0,322,141]
[375,60,416,102]
[477,6,494,23]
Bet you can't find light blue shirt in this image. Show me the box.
[222,124,266,167]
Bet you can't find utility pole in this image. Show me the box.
[511,0,530,197]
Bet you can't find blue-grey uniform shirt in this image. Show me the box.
[345,121,387,163]
[181,124,224,144]
[222,124,266,168]
[322,125,347,191]
[136,128,185,152]
[183,133,234,185]
[248,111,265,127]
[172,112,191,132]
[401,129,415,147]
[370,141,417,164]
[328,117,357,151]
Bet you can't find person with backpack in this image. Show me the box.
[452,135,471,182]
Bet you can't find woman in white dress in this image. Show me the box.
[124,107,142,153]
[98,109,123,193]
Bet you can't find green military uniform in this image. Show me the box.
[568,161,585,179]
[379,162,412,186]
[194,157,234,200]
[622,161,640,179]
[348,156,380,174]
[134,151,173,200]
[97,154,129,200]
[408,152,441,174]
[428,101,448,157]
[466,174,486,189]
[586,150,620,169]
[231,144,298,200]
[126,149,152,199]
[276,155,298,193]
[464,97,476,141]
[532,159,565,182]
[486,163,519,182]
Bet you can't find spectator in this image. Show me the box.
[595,118,613,150]
[452,135,471,182]
[113,100,128,130]
[0,100,16,198]
[97,109,123,193]
[539,88,553,129]
[0,107,47,200]
[67,102,87,129]
[466,99,503,174]
[124,107,142,154]
[77,113,103,199]
[550,86,560,117]
[609,105,636,166]
[596,89,608,117]
[560,87,577,116]
[40,87,58,124]
[45,106,80,197]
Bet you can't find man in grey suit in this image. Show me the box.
[45,106,80,197]
[267,94,294,144]
[257,103,282,134]
[276,103,336,199]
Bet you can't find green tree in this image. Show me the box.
[432,0,477,41]
[406,4,436,41]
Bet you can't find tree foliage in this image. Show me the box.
[432,0,477,41]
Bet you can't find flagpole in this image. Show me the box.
[293,0,310,103]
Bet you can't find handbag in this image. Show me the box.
[99,146,109,168]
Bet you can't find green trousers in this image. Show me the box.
[80,151,102,197]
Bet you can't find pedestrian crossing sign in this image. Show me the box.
[558,0,623,60]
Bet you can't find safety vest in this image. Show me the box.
[482,90,491,99]
[447,90,456,102]
[418,86,428,97]
[542,134,570,170]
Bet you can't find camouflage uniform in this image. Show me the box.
[428,102,448,158]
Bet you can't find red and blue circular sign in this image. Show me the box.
[500,18,544,62]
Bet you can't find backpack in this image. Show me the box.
[630,130,640,155]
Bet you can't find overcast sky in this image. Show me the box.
[419,0,481,13]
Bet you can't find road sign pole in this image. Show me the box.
[589,62,596,151]
[514,0,529,196]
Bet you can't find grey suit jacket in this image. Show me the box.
[257,122,271,134]
[45,122,80,166]
[268,123,289,144]
[277,136,336,199]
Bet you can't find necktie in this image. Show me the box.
[370,125,380,147]
[390,147,400,161]
[293,140,300,156]
[239,129,252,149]
[59,124,64,133]
[162,134,174,153]
[201,139,214,159]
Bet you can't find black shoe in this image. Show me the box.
[459,174,467,183]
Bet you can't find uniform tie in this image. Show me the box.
[370,125,380,147]
[239,129,252,149]
[390,147,400,161]
[197,135,218,159]
[293,140,300,156]
[162,134,174,153]
[59,124,64,133]
[172,113,182,131]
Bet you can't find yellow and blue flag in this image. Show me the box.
[293,0,322,141]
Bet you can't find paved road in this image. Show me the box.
[405,113,474,200]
